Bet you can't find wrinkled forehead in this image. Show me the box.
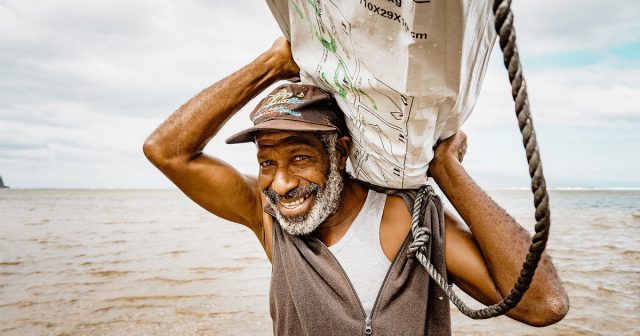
[255,131,324,150]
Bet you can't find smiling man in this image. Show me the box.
[143,38,568,335]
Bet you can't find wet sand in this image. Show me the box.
[1,189,639,335]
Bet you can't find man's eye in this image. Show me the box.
[293,155,309,162]
[260,160,274,168]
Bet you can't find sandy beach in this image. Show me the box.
[1,189,639,335]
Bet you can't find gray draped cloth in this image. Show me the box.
[268,188,451,335]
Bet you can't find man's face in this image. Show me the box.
[256,131,344,235]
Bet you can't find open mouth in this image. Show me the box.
[280,196,308,209]
[277,192,315,216]
[264,184,321,218]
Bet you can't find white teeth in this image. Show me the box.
[280,196,307,209]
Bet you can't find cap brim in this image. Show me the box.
[225,119,337,144]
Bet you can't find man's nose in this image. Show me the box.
[271,167,299,196]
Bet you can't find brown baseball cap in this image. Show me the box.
[225,83,349,144]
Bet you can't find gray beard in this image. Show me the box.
[265,134,344,236]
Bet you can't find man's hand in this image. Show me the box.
[429,131,467,177]
[427,130,467,178]
[269,37,300,81]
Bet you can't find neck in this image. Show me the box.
[314,177,368,246]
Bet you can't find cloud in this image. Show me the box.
[0,0,286,187]
[530,66,640,125]
[468,47,640,130]
[0,0,282,117]
[512,0,640,55]
[0,0,638,188]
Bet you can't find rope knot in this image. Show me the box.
[407,226,430,257]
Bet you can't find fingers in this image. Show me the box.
[271,36,289,48]
[457,131,468,163]
[438,131,467,163]
[268,36,300,80]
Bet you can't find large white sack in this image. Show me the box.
[266,0,496,189]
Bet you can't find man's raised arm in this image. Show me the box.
[431,132,569,327]
[143,37,299,235]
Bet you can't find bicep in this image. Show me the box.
[444,208,501,306]
[162,153,263,232]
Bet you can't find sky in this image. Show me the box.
[0,0,638,189]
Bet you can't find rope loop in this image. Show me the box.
[409,0,553,319]
[407,226,430,257]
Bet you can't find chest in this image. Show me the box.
[327,193,393,316]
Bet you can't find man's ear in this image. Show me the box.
[337,136,351,170]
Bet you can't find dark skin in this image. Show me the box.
[144,37,569,327]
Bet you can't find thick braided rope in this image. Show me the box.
[408,0,552,319]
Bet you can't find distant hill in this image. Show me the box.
[0,175,9,188]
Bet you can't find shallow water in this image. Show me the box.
[1,189,639,335]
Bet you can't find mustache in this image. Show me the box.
[264,183,321,204]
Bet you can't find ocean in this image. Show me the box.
[1,189,639,335]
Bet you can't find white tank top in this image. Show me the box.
[328,189,391,316]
